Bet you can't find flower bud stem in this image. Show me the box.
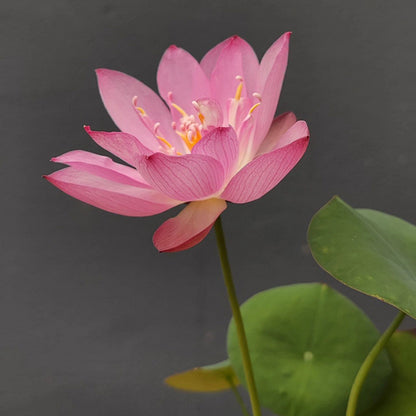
[214,216,261,416]
[346,310,406,416]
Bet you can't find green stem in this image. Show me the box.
[228,378,251,416]
[214,216,261,416]
[346,310,406,416]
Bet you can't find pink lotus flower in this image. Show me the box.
[45,33,309,252]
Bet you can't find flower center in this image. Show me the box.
[132,76,262,155]
[170,98,203,151]
[133,95,205,154]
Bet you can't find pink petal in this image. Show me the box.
[52,150,149,187]
[153,198,227,252]
[207,36,259,114]
[201,36,259,91]
[192,127,239,179]
[235,112,256,164]
[45,167,181,216]
[254,33,291,148]
[256,112,298,155]
[273,120,309,149]
[137,153,224,202]
[96,69,173,150]
[85,126,152,167]
[221,135,309,203]
[157,46,211,120]
[200,38,229,78]
[227,96,254,136]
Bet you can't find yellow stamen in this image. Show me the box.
[196,130,202,141]
[156,136,173,148]
[191,130,202,144]
[171,102,188,117]
[136,107,146,115]
[176,151,183,156]
[249,103,261,114]
[234,80,243,101]
[177,132,194,150]
[198,113,205,124]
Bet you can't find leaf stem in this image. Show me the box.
[346,310,406,416]
[214,216,261,416]
[228,378,251,416]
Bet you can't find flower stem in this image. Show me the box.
[214,216,261,416]
[346,310,406,416]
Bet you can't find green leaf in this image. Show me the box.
[308,196,416,318]
[164,360,239,392]
[363,330,416,415]
[227,283,391,416]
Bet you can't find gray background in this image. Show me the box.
[2,0,416,415]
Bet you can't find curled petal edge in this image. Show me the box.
[153,198,227,252]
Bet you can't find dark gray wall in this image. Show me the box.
[2,0,416,415]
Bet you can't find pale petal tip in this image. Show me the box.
[299,120,309,131]
[294,120,310,139]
